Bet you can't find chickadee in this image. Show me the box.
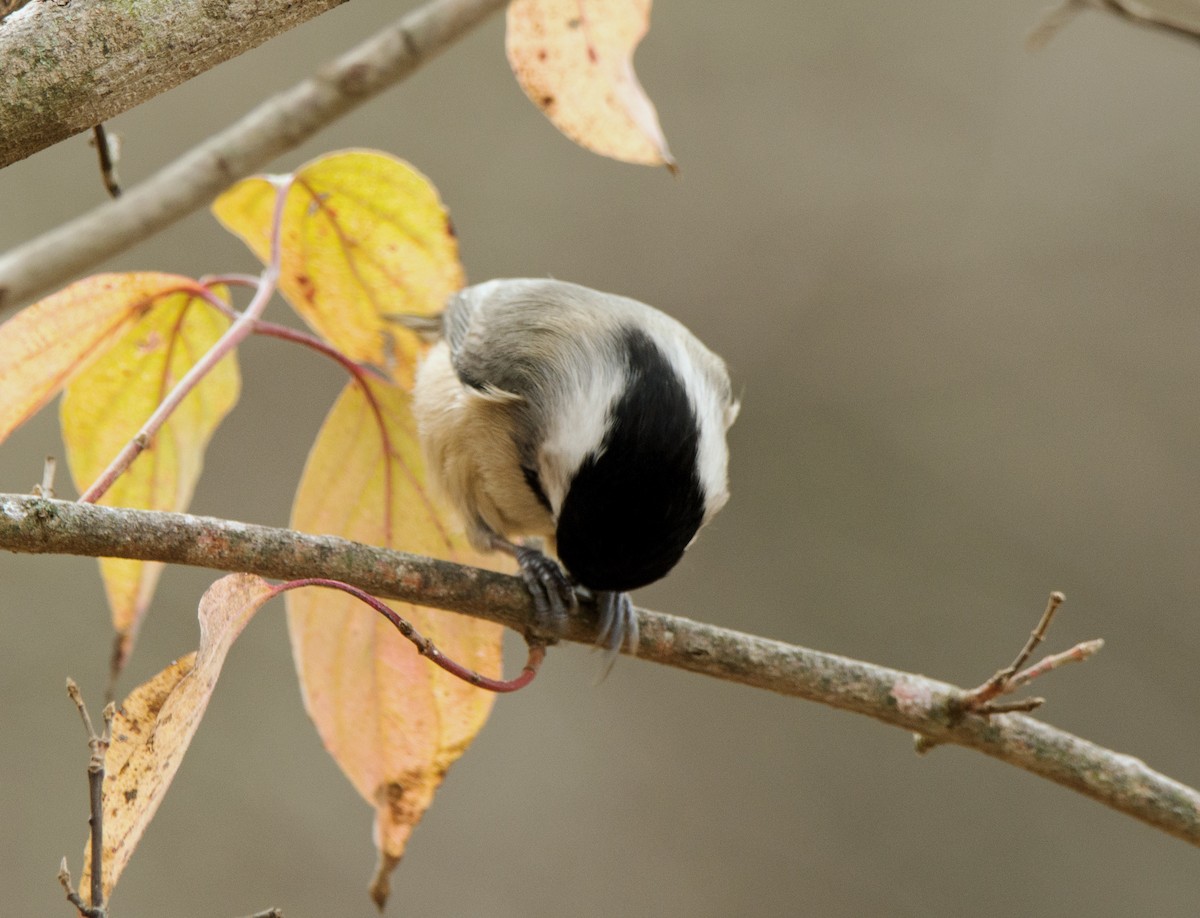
[409,278,737,655]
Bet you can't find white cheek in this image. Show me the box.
[695,401,732,510]
[658,337,732,513]
[537,363,625,513]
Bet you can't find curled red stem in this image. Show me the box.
[270,577,543,692]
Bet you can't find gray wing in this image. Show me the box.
[443,278,628,402]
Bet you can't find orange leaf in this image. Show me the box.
[82,574,274,904]
[61,287,241,671]
[507,0,675,168]
[0,272,204,443]
[212,150,464,387]
[286,376,504,907]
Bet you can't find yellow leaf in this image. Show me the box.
[212,150,464,386]
[286,376,504,907]
[82,574,274,904]
[61,287,241,671]
[507,0,675,168]
[0,272,204,443]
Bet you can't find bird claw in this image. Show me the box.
[591,590,639,679]
[511,543,576,643]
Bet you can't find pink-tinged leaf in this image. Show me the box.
[81,574,275,904]
[507,0,675,168]
[60,287,240,672]
[286,376,504,908]
[0,273,206,443]
[212,150,464,387]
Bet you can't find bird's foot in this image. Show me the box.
[574,589,639,678]
[495,538,577,644]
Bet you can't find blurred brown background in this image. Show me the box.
[3,1,1200,915]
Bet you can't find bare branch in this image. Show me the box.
[0,0,350,169]
[3,494,1199,848]
[62,680,114,917]
[0,0,507,313]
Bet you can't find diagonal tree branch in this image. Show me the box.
[2,493,1198,848]
[0,0,351,169]
[0,0,507,313]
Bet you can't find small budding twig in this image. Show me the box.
[915,592,1102,753]
[959,591,1103,716]
[58,859,94,918]
[62,679,115,918]
[963,591,1065,712]
[1008,638,1105,691]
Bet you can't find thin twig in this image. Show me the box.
[90,125,122,199]
[956,591,1103,718]
[90,703,114,912]
[964,591,1066,709]
[0,0,508,312]
[65,678,96,741]
[77,178,290,504]
[973,697,1046,715]
[1010,638,1104,690]
[249,319,392,383]
[198,273,264,291]
[192,279,390,384]
[64,680,114,917]
[1002,590,1064,677]
[4,496,1197,847]
[58,858,102,918]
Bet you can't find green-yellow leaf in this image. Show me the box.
[61,287,240,671]
[212,150,464,386]
[82,574,275,905]
[507,0,675,168]
[0,273,205,443]
[286,376,504,908]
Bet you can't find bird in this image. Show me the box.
[408,278,738,657]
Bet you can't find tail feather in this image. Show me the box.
[385,311,444,343]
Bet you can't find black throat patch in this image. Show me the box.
[556,328,706,592]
